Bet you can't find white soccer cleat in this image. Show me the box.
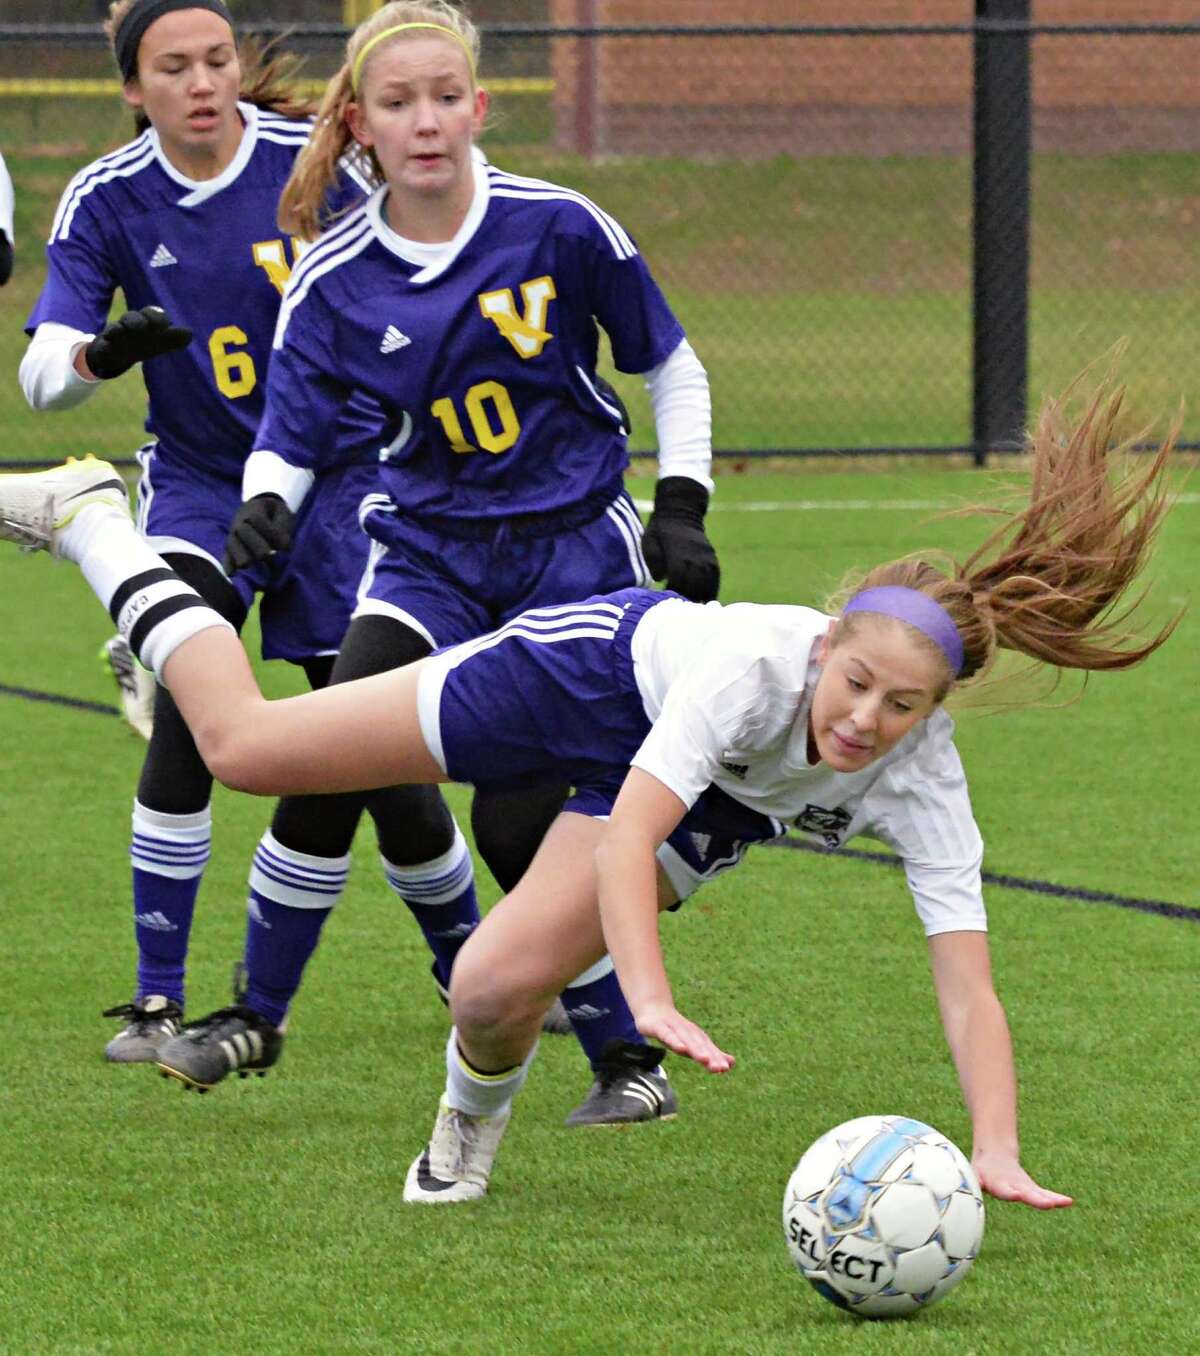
[102,634,156,740]
[0,455,128,557]
[403,1096,512,1204]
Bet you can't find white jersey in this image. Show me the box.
[629,598,986,936]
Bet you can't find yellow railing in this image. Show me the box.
[0,77,553,98]
[343,0,384,22]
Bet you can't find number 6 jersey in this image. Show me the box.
[26,102,366,482]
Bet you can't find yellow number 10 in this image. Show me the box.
[209,325,257,399]
[431,380,520,455]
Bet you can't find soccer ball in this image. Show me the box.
[782,1114,984,1319]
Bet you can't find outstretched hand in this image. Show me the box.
[635,1000,734,1073]
[973,1152,1074,1210]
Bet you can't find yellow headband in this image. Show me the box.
[351,22,476,93]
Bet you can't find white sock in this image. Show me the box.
[444,1026,537,1118]
[63,506,233,680]
[61,503,145,585]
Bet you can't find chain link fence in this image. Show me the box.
[1,5,1197,463]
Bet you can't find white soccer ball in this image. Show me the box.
[782,1114,984,1319]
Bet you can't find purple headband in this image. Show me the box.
[841,586,964,676]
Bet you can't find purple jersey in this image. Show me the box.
[26,102,370,482]
[257,160,686,520]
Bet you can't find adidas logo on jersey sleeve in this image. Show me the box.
[380,324,411,354]
[149,243,178,268]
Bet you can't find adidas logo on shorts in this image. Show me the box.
[149,243,178,268]
[380,324,411,354]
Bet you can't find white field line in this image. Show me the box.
[633,493,1200,513]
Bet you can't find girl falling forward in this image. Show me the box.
[0,380,1178,1207]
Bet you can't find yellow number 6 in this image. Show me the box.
[208,325,257,399]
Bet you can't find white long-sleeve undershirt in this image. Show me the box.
[644,337,714,494]
[0,150,14,243]
[242,449,315,512]
[20,322,99,411]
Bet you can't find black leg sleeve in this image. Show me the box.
[470,781,572,894]
[135,553,248,814]
[300,654,336,691]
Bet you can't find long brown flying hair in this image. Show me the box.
[828,375,1183,696]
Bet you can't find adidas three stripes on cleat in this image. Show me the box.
[156,1003,282,1091]
[564,1040,678,1127]
[102,634,156,740]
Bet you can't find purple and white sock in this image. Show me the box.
[382,825,480,987]
[129,799,212,1006]
[241,830,350,1027]
[560,955,650,1072]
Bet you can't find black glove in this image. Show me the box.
[642,476,720,603]
[85,305,192,379]
[222,494,294,574]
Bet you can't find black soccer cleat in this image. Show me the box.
[155,966,280,1091]
[156,1002,282,1091]
[564,1039,678,1127]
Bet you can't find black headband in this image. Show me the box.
[113,0,235,82]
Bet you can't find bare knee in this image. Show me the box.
[449,950,547,1037]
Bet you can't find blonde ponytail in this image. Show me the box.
[277,64,359,240]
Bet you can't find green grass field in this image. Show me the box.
[2,75,1198,1354]
[1,464,1197,1354]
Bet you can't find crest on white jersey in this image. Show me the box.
[795,803,852,849]
[380,324,411,355]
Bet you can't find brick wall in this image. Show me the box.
[547,1,1200,156]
